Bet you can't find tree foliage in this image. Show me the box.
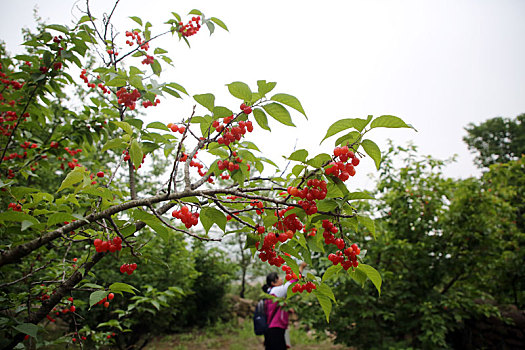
[463,114,525,168]
[298,145,523,349]
[0,2,413,348]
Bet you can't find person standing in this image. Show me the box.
[262,262,307,350]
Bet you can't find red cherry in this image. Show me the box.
[108,293,114,300]
[96,171,104,178]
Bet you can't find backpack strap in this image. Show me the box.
[265,298,280,327]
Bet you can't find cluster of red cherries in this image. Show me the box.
[172,205,200,228]
[178,16,201,37]
[120,263,138,275]
[93,237,123,253]
[325,145,360,181]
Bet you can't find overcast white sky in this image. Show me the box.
[2,0,525,190]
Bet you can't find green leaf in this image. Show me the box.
[347,191,375,200]
[288,149,308,163]
[188,9,203,15]
[210,17,228,31]
[163,87,181,98]
[112,121,133,135]
[227,81,252,101]
[47,212,77,227]
[58,167,85,192]
[89,290,109,307]
[370,115,416,130]
[322,264,342,282]
[194,93,215,112]
[147,121,170,131]
[206,21,215,35]
[102,138,126,152]
[46,24,69,34]
[257,80,277,97]
[253,108,270,131]
[271,93,307,118]
[318,283,336,302]
[306,153,332,168]
[348,266,368,286]
[281,255,300,277]
[316,199,338,212]
[106,78,127,87]
[357,215,376,239]
[200,207,227,233]
[361,139,381,170]
[314,291,332,322]
[213,106,233,118]
[335,130,361,147]
[320,117,371,144]
[109,282,138,294]
[13,323,39,338]
[129,16,143,26]
[130,140,143,170]
[166,82,188,95]
[357,264,382,295]
[133,210,171,242]
[263,103,294,126]
[151,59,162,76]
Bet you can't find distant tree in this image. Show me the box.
[463,114,525,168]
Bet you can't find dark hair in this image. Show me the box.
[262,272,279,293]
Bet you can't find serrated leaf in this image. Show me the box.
[322,264,343,282]
[106,78,127,87]
[13,323,39,338]
[253,108,270,131]
[348,267,368,286]
[347,191,375,200]
[89,290,109,307]
[357,264,382,295]
[47,212,77,227]
[151,59,162,76]
[58,167,85,192]
[292,164,305,177]
[200,207,226,233]
[335,130,361,147]
[316,199,338,212]
[361,139,381,170]
[46,24,69,34]
[129,16,143,26]
[146,122,170,131]
[133,210,170,242]
[314,291,332,323]
[206,21,215,35]
[288,149,308,163]
[257,80,277,96]
[112,121,133,135]
[320,118,371,144]
[210,17,228,31]
[281,255,300,277]
[0,212,39,225]
[263,103,294,126]
[357,215,376,239]
[102,138,126,152]
[109,282,138,294]
[227,81,252,101]
[130,140,143,170]
[166,82,188,95]
[213,106,233,118]
[271,93,307,118]
[370,115,416,130]
[188,9,203,15]
[317,283,336,302]
[193,93,215,112]
[306,153,332,168]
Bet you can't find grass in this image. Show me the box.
[143,318,350,350]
